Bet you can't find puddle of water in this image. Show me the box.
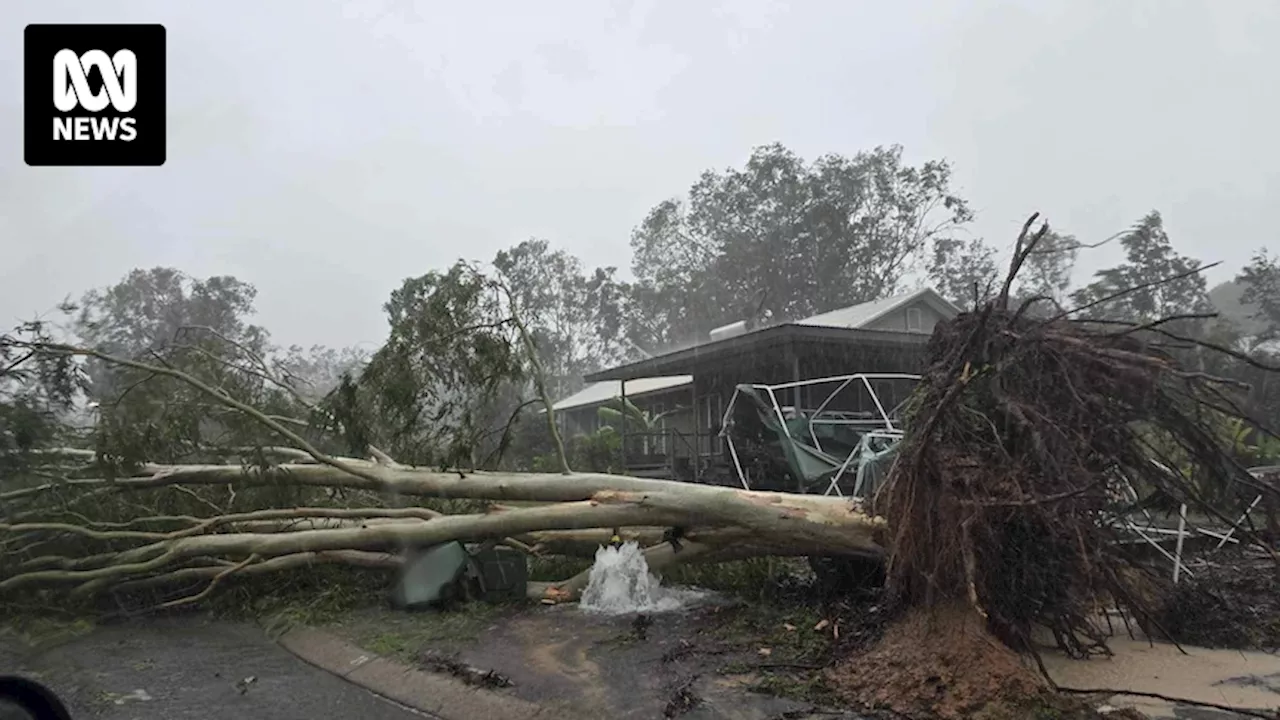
[1041,631,1280,717]
[578,541,708,615]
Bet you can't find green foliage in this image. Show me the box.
[1238,249,1280,345]
[1135,412,1280,507]
[329,261,525,468]
[929,236,1000,309]
[1072,211,1212,324]
[928,228,1082,312]
[532,426,623,473]
[596,396,683,431]
[275,344,369,403]
[625,143,974,347]
[64,268,329,466]
[1013,229,1081,313]
[328,241,635,472]
[493,239,630,399]
[1224,416,1280,467]
[0,320,87,479]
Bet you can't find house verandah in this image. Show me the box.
[551,288,959,482]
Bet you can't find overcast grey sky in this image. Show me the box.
[3,0,1277,350]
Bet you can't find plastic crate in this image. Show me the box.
[468,545,528,602]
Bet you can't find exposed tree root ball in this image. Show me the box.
[871,215,1275,660]
[842,215,1277,717]
[829,605,1045,718]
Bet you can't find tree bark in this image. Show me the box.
[4,462,882,510]
[1,487,883,599]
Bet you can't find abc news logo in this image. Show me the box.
[54,49,139,142]
[24,24,166,166]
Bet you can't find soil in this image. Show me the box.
[828,604,1062,720]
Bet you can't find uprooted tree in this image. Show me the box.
[833,215,1280,718]
[2,215,1280,717]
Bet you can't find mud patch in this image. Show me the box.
[1043,634,1280,720]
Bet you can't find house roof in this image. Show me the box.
[794,287,959,330]
[583,287,955,383]
[551,375,693,412]
[583,324,930,382]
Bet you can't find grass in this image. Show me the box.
[528,554,592,582]
[322,600,525,662]
[708,602,832,663]
[664,557,808,599]
[0,612,97,651]
[746,670,842,706]
[201,565,397,636]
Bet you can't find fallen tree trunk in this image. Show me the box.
[3,461,875,509]
[0,336,894,611]
[2,456,887,606]
[0,484,884,603]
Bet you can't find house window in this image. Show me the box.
[905,306,923,332]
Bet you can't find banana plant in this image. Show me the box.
[596,396,685,432]
[1215,415,1280,466]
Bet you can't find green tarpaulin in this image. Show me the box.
[734,385,900,496]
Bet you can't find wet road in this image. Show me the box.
[0,616,432,720]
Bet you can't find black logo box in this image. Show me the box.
[24,24,166,167]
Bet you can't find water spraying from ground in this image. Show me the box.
[579,541,707,615]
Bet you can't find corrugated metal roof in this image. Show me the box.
[568,288,956,399]
[793,287,954,329]
[551,375,693,412]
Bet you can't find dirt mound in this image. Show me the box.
[828,605,1047,719]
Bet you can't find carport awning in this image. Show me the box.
[551,376,693,412]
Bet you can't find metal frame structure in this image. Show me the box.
[1102,463,1270,583]
[718,373,1271,582]
[717,373,919,497]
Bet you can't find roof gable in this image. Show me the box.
[794,287,959,330]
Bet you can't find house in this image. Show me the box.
[552,287,960,480]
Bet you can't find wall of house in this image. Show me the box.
[864,300,948,334]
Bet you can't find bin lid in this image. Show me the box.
[389,541,470,609]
